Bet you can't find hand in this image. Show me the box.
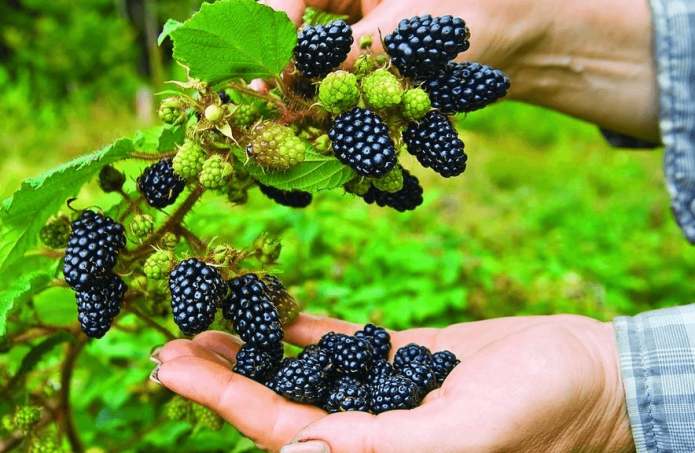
[154,313,634,453]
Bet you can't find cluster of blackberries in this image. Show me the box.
[63,211,127,338]
[137,157,186,209]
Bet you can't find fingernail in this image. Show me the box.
[150,347,163,365]
[149,364,162,386]
[280,441,330,453]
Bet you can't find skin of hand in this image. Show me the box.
[261,0,660,142]
[154,313,635,453]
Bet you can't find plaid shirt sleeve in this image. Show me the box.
[613,304,695,453]
[648,0,695,244]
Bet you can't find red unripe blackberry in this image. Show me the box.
[355,323,391,360]
[325,377,370,413]
[369,375,422,413]
[294,20,354,79]
[384,15,470,79]
[403,111,467,178]
[267,357,329,405]
[137,157,186,208]
[233,343,283,383]
[421,62,510,113]
[361,169,424,212]
[168,258,227,336]
[63,211,126,291]
[258,183,312,208]
[76,273,127,338]
[431,350,460,385]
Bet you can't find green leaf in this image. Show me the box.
[157,125,186,152]
[158,18,183,45]
[0,138,136,275]
[302,7,349,26]
[170,0,297,83]
[0,269,54,336]
[231,147,356,192]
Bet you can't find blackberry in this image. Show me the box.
[233,343,282,383]
[371,166,404,194]
[75,273,127,338]
[361,69,403,110]
[355,324,391,360]
[192,403,223,431]
[172,141,206,179]
[258,183,312,208]
[63,211,126,291]
[329,107,397,178]
[297,345,333,374]
[325,377,370,413]
[143,250,174,280]
[332,335,374,377]
[421,62,510,113]
[168,258,227,336]
[165,395,191,421]
[431,350,460,385]
[13,406,41,432]
[222,274,284,351]
[247,122,306,170]
[267,358,328,405]
[199,155,234,189]
[361,169,423,212]
[137,157,186,208]
[318,70,359,114]
[317,332,343,354]
[401,88,431,120]
[98,165,126,193]
[129,214,154,239]
[369,375,422,413]
[398,361,437,397]
[393,343,433,371]
[403,111,466,178]
[367,358,396,383]
[294,20,353,79]
[217,90,232,104]
[262,274,300,325]
[384,15,470,79]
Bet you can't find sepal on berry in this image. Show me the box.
[159,97,187,125]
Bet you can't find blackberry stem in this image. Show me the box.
[175,225,206,255]
[274,76,313,110]
[131,151,178,160]
[123,302,176,341]
[60,336,88,453]
[227,81,286,111]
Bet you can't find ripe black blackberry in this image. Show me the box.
[63,211,127,291]
[298,345,333,374]
[168,258,227,335]
[325,377,370,413]
[329,108,397,178]
[403,111,467,178]
[217,90,232,104]
[267,357,329,405]
[332,335,374,377]
[318,332,343,355]
[361,169,423,212]
[294,20,353,79]
[137,157,186,208]
[369,375,422,414]
[222,273,284,351]
[431,350,460,385]
[233,343,283,383]
[258,183,312,208]
[398,361,438,397]
[355,324,391,360]
[421,62,510,113]
[367,358,396,384]
[384,15,470,79]
[75,273,127,338]
[393,343,433,371]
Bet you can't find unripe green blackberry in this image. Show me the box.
[344,177,372,196]
[353,55,377,76]
[231,103,259,127]
[319,70,359,114]
[2,414,14,432]
[165,395,191,421]
[401,88,432,120]
[253,233,282,264]
[204,104,224,123]
[28,433,63,453]
[192,403,223,431]
[143,250,174,280]
[372,166,404,193]
[158,97,187,125]
[39,215,71,249]
[172,141,206,179]
[160,232,178,249]
[361,69,403,110]
[13,406,41,432]
[98,165,126,193]
[247,122,306,169]
[199,155,234,189]
[211,244,244,268]
[129,214,154,239]
[359,34,373,49]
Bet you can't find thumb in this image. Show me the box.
[284,411,379,453]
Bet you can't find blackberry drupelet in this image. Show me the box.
[233,343,283,383]
[267,358,329,405]
[369,375,422,413]
[393,343,433,371]
[403,111,467,178]
[298,345,333,374]
[384,15,470,79]
[75,273,127,338]
[361,169,423,212]
[355,324,391,360]
[325,377,370,413]
[421,62,510,113]
[258,183,313,208]
[431,350,460,385]
[367,358,396,384]
[63,210,127,291]
[294,20,353,79]
[332,335,374,377]
[329,107,397,178]
[398,361,438,397]
[168,258,227,335]
[137,157,186,208]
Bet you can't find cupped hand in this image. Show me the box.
[154,313,634,453]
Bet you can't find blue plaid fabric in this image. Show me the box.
[649,0,695,243]
[614,304,695,453]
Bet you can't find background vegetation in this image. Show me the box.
[1,0,693,452]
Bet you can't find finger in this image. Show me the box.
[283,313,364,347]
[192,330,244,364]
[158,338,232,368]
[159,356,326,452]
[261,0,308,25]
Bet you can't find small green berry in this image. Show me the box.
[192,403,223,431]
[98,165,126,193]
[231,103,259,127]
[247,122,306,169]
[160,232,178,249]
[359,34,373,49]
[13,406,41,432]
[172,141,206,179]
[165,395,191,422]
[318,70,359,114]
[159,97,187,126]
[362,69,403,110]
[39,214,70,249]
[28,433,63,453]
[352,55,377,75]
[143,250,174,280]
[199,155,234,189]
[401,88,432,120]
[129,214,154,239]
[253,233,282,264]
[314,134,331,154]
[345,177,372,196]
[2,414,14,431]
[204,104,224,123]
[372,166,404,193]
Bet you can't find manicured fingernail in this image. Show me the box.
[149,364,162,385]
[150,347,163,365]
[280,441,330,453]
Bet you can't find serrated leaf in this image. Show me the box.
[157,125,186,151]
[170,0,297,83]
[158,18,183,45]
[0,269,54,336]
[0,139,135,275]
[302,7,349,26]
[232,147,355,192]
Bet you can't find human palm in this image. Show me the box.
[155,313,634,453]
